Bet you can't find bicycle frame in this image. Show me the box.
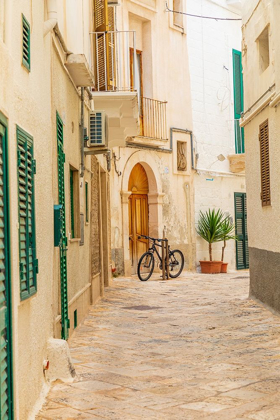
[148,240,169,266]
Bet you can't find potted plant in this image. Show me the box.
[196,209,224,274]
[220,216,237,273]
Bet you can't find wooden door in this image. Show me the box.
[234,193,249,269]
[129,194,148,273]
[128,163,149,273]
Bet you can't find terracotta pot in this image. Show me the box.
[199,260,223,274]
[221,263,228,273]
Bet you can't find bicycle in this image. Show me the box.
[137,235,184,281]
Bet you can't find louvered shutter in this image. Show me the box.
[234,193,249,270]
[108,7,116,88]
[259,120,271,206]
[56,113,69,340]
[22,14,30,70]
[70,169,74,238]
[17,127,38,300]
[232,50,244,154]
[94,0,107,32]
[0,123,12,420]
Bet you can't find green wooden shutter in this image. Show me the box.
[232,49,244,154]
[234,193,249,270]
[22,14,30,71]
[56,113,69,340]
[70,170,75,238]
[0,122,13,420]
[17,127,38,300]
[85,182,89,223]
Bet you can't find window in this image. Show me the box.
[173,0,183,28]
[258,26,269,73]
[70,167,79,238]
[85,181,89,223]
[17,126,38,299]
[232,49,244,154]
[22,14,30,71]
[259,120,271,207]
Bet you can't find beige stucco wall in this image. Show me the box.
[0,0,109,418]
[107,0,195,276]
[0,1,54,418]
[242,0,280,253]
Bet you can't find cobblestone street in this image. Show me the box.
[37,272,280,419]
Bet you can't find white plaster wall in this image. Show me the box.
[242,0,280,253]
[187,0,246,268]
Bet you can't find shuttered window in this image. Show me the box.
[234,193,249,269]
[17,126,38,300]
[232,49,244,154]
[94,0,107,32]
[70,169,75,238]
[259,119,271,206]
[85,182,89,223]
[22,14,30,71]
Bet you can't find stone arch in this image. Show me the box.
[121,151,164,276]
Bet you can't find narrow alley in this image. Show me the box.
[37,273,280,420]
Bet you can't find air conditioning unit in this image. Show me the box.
[88,111,108,147]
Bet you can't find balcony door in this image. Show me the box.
[128,164,149,274]
[130,48,143,134]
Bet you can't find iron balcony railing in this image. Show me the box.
[141,97,168,140]
[90,30,136,92]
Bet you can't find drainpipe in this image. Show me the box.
[44,0,57,37]
[80,87,85,177]
[170,127,194,169]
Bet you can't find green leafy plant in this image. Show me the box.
[220,216,237,261]
[196,209,225,261]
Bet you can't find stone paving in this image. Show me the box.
[37,271,280,419]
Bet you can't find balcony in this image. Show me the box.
[228,119,245,173]
[89,30,139,146]
[90,30,136,92]
[89,31,168,147]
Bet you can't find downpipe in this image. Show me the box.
[44,0,57,37]
[80,87,85,177]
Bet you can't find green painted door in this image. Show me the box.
[56,113,69,340]
[0,121,13,419]
[235,193,249,270]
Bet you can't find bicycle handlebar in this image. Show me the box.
[138,234,167,242]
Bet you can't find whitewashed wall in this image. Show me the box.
[186,0,246,269]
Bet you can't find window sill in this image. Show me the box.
[69,238,81,243]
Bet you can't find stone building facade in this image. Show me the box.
[91,0,196,277]
[241,0,280,311]
[0,0,110,418]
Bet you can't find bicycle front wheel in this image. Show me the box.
[169,250,184,278]
[137,252,155,281]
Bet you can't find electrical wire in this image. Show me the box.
[165,4,242,21]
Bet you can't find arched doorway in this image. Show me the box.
[128,163,149,273]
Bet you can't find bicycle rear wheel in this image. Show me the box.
[169,250,184,278]
[137,252,155,281]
